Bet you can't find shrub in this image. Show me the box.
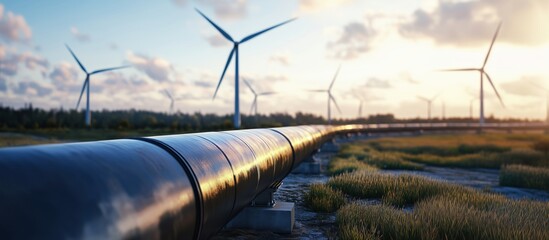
[500,164,549,191]
[304,183,346,212]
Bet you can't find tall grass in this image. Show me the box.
[337,194,549,240]
[402,149,543,169]
[328,157,377,176]
[327,171,469,207]
[500,164,549,191]
[336,144,423,171]
[303,183,346,213]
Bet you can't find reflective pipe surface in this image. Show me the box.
[144,134,236,239]
[0,139,197,240]
[194,132,260,219]
[0,123,547,240]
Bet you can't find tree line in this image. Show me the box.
[0,103,536,131]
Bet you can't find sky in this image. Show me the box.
[1,0,549,120]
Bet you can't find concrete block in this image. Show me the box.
[225,202,295,234]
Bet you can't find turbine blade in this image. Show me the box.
[484,72,505,108]
[330,93,342,114]
[250,97,257,114]
[431,93,441,101]
[195,8,234,42]
[240,18,296,43]
[483,22,502,69]
[329,65,341,90]
[307,89,327,92]
[259,91,276,96]
[76,77,89,109]
[243,78,256,95]
[213,47,236,99]
[65,44,87,73]
[90,65,130,75]
[439,68,478,72]
[163,89,173,99]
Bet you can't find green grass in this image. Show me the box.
[500,164,549,191]
[0,133,62,147]
[336,144,424,171]
[402,149,544,169]
[303,183,346,213]
[337,194,549,240]
[361,133,548,169]
[327,171,469,207]
[306,170,549,240]
[328,157,377,176]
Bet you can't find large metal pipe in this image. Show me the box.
[0,123,547,239]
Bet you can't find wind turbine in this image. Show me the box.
[469,97,477,119]
[441,101,446,120]
[417,94,439,120]
[243,78,276,116]
[195,8,295,129]
[308,66,342,124]
[66,44,129,127]
[163,89,183,113]
[357,98,364,118]
[440,22,505,126]
[530,82,549,123]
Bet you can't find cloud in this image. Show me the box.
[205,34,230,47]
[13,81,52,97]
[365,77,392,89]
[0,4,32,43]
[70,27,91,42]
[0,76,6,92]
[298,0,352,13]
[49,62,81,91]
[399,0,549,46]
[194,80,212,88]
[269,53,291,66]
[327,21,377,60]
[198,0,248,20]
[501,76,546,97]
[126,52,176,82]
[0,46,49,77]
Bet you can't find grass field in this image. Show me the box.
[500,164,549,191]
[305,171,549,240]
[305,133,549,239]
[0,128,189,147]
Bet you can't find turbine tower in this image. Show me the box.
[441,22,505,126]
[357,98,364,118]
[417,94,439,120]
[196,8,295,129]
[243,78,276,116]
[308,66,342,124]
[469,98,476,119]
[441,101,446,120]
[66,44,128,127]
[163,89,183,113]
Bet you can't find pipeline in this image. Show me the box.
[0,123,546,239]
